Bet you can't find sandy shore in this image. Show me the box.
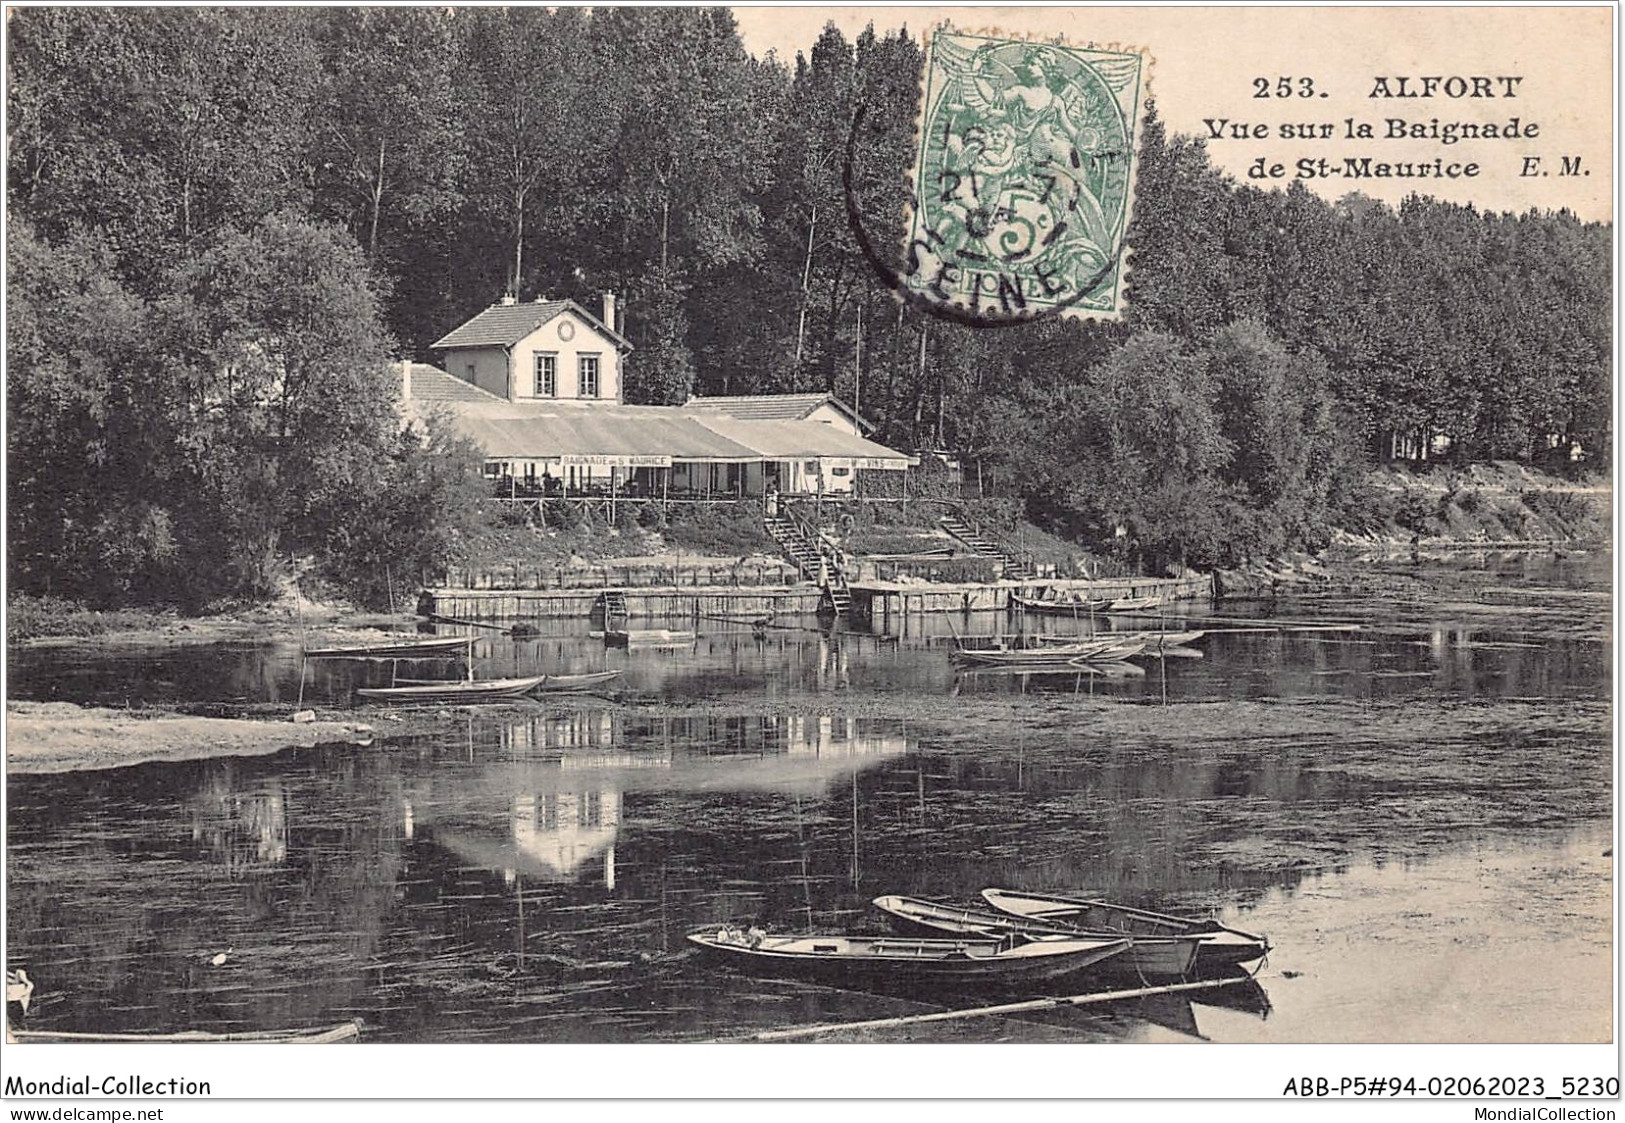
[6,701,376,775]
[13,611,423,652]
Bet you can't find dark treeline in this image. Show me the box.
[7,9,1611,604]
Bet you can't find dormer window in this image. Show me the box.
[579,354,600,399]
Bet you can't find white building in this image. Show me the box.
[431,295,631,404]
[407,300,914,498]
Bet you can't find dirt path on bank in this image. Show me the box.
[13,612,423,652]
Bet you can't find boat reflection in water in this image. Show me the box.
[410,711,911,889]
[1106,969,1272,1042]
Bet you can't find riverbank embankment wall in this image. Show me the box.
[422,573,1214,621]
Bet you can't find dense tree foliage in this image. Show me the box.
[7,9,1611,603]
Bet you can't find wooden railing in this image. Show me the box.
[443,557,799,591]
[488,492,758,526]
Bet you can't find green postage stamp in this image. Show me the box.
[903,30,1147,322]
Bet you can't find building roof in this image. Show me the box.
[430,299,631,351]
[687,415,910,465]
[444,403,762,462]
[434,400,913,466]
[404,363,507,404]
[685,392,873,432]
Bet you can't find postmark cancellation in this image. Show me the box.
[903,30,1148,323]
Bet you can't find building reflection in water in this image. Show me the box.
[511,789,620,887]
[188,769,289,875]
[418,711,910,889]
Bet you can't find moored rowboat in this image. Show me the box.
[9,1019,363,1044]
[605,628,696,647]
[1010,593,1113,615]
[952,637,1139,666]
[981,888,1270,970]
[392,670,623,693]
[522,669,622,692]
[871,896,1201,979]
[1083,639,1147,662]
[955,660,1145,679]
[687,927,1130,985]
[355,675,548,703]
[1037,630,1205,650]
[6,969,33,1013]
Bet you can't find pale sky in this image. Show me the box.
[732,6,1613,221]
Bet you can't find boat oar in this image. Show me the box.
[748,975,1254,1042]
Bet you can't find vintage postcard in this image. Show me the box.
[2,5,1613,1119]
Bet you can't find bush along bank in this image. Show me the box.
[1213,462,1609,597]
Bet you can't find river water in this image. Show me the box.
[4,551,1612,1044]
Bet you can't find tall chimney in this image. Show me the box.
[603,292,617,333]
[499,293,517,306]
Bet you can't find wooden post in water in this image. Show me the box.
[792,792,814,932]
[293,559,309,711]
[659,858,669,953]
[850,768,860,889]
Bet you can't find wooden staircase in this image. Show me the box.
[765,512,852,617]
[938,512,1037,579]
[764,516,822,579]
[823,562,853,617]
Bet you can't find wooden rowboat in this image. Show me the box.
[6,969,33,1013]
[605,628,696,648]
[955,660,1146,679]
[951,638,1131,666]
[531,669,623,692]
[305,635,470,659]
[1107,595,1165,612]
[687,927,1129,985]
[393,670,623,693]
[1010,593,1113,615]
[9,1019,363,1044]
[1085,639,1147,662]
[1038,630,1205,649]
[355,675,548,703]
[981,888,1270,970]
[1136,630,1204,648]
[871,896,1201,979]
